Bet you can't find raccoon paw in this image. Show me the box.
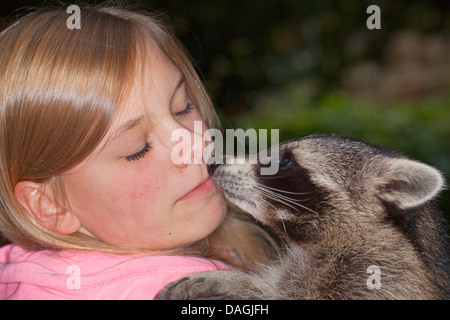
[155,271,246,300]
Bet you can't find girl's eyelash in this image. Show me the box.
[125,142,151,162]
[125,102,194,161]
[174,103,194,117]
[125,103,193,162]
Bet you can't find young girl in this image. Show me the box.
[0,5,278,299]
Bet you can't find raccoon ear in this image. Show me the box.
[377,158,445,209]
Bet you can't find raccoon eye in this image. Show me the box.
[279,155,293,168]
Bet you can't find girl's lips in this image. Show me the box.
[178,177,216,202]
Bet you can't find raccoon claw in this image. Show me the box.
[156,276,194,300]
[156,272,240,300]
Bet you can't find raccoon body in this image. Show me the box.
[158,134,450,300]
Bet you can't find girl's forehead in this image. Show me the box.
[124,40,182,104]
[101,42,183,142]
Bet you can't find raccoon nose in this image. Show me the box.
[207,162,221,176]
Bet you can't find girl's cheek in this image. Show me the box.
[128,161,162,203]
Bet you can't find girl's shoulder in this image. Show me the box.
[0,244,230,300]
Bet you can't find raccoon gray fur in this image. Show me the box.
[157,134,450,300]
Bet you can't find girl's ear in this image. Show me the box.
[14,181,81,235]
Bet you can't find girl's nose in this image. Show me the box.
[170,120,208,168]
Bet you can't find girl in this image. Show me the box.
[0,5,278,299]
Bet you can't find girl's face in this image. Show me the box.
[62,43,227,250]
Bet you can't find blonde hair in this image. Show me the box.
[0,6,278,268]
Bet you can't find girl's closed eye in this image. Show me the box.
[125,142,151,161]
[124,102,194,163]
[173,102,194,117]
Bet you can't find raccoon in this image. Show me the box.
[157,134,450,299]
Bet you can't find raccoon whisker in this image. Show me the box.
[253,182,312,196]
[255,184,314,204]
[254,183,297,198]
[255,195,290,235]
[258,191,302,214]
[256,195,279,213]
[254,187,300,212]
[255,186,317,214]
[257,188,317,214]
[262,188,313,204]
[280,219,288,235]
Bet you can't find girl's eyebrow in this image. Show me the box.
[111,115,147,142]
[98,115,147,153]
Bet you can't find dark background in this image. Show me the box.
[1,0,449,244]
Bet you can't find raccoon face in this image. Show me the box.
[208,134,445,242]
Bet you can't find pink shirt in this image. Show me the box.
[0,244,230,299]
